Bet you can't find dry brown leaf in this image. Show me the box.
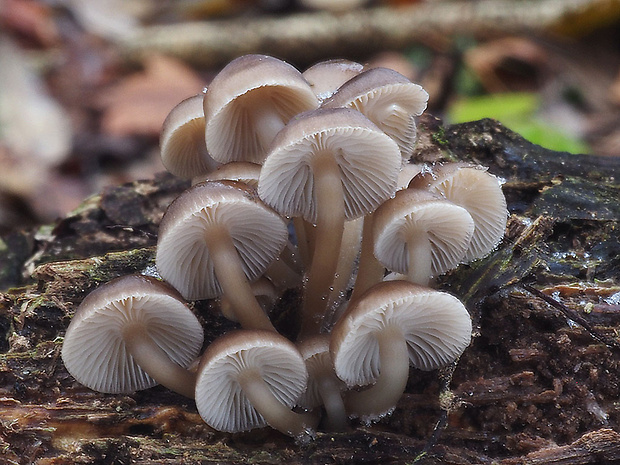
[97,55,204,137]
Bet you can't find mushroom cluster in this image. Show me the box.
[62,54,508,439]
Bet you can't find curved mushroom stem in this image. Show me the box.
[316,371,348,431]
[243,92,287,157]
[344,325,409,419]
[124,326,197,398]
[205,226,277,332]
[351,214,385,301]
[406,230,432,286]
[299,151,345,338]
[238,370,319,438]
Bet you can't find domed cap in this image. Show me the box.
[160,94,219,179]
[195,330,309,433]
[61,275,203,394]
[322,67,429,158]
[330,280,472,388]
[410,163,508,262]
[302,59,364,102]
[203,54,319,164]
[258,107,402,223]
[156,180,288,300]
[372,188,474,283]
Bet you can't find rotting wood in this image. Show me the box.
[1,116,619,464]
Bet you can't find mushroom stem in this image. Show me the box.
[406,230,432,286]
[205,226,277,332]
[124,326,197,398]
[344,325,409,418]
[238,369,319,438]
[351,214,385,300]
[299,151,345,337]
[253,104,287,154]
[316,372,348,431]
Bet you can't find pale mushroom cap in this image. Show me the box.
[330,281,472,387]
[322,67,429,158]
[419,163,508,261]
[302,59,365,102]
[61,275,204,394]
[195,330,308,433]
[156,180,288,300]
[193,161,262,189]
[160,94,220,179]
[373,188,475,277]
[204,54,319,164]
[258,108,402,223]
[297,334,340,409]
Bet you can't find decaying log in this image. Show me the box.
[119,0,619,68]
[1,115,619,464]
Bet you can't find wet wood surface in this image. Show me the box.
[1,116,619,464]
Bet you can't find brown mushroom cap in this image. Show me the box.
[156,180,288,301]
[160,94,219,179]
[302,59,365,102]
[331,281,471,382]
[372,187,475,284]
[410,163,508,262]
[322,67,428,159]
[195,329,316,436]
[258,107,401,223]
[330,281,471,418]
[192,161,262,188]
[61,275,203,396]
[203,54,319,164]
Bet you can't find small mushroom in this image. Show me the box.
[302,59,365,103]
[409,162,508,262]
[195,329,318,438]
[156,180,288,332]
[258,108,401,337]
[330,281,472,419]
[160,94,220,179]
[322,67,429,159]
[372,187,475,286]
[297,334,348,431]
[203,54,319,164]
[61,275,203,398]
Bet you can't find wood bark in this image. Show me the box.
[1,116,619,464]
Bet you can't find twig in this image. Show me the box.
[119,0,608,68]
[522,283,620,350]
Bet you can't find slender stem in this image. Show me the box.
[344,326,409,418]
[299,152,345,338]
[351,214,385,301]
[238,370,319,437]
[406,230,432,286]
[124,326,196,398]
[293,217,313,270]
[316,373,348,431]
[253,103,287,156]
[205,227,277,332]
[325,217,363,328]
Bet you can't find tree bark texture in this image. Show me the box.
[1,116,619,464]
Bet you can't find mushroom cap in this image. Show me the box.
[160,94,220,179]
[322,67,429,158]
[156,180,288,300]
[411,163,508,262]
[302,59,365,102]
[372,188,475,277]
[61,275,204,394]
[203,54,319,164]
[296,334,342,409]
[192,161,262,189]
[195,329,308,433]
[258,107,402,223]
[330,281,472,387]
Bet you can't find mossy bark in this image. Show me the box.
[1,116,619,464]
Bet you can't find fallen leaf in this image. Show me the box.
[97,55,204,137]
